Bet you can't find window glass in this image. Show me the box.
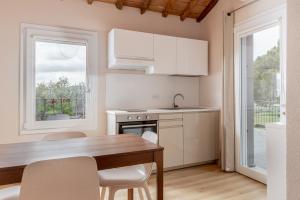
[240,25,281,171]
[35,41,87,121]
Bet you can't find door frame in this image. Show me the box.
[234,5,286,184]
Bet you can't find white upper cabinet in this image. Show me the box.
[108,28,208,75]
[177,38,208,76]
[147,34,177,75]
[149,36,208,76]
[108,29,154,69]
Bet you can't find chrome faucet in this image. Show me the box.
[173,93,184,108]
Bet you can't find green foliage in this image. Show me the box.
[253,42,280,102]
[36,77,86,120]
[252,41,281,127]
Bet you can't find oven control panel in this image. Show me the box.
[116,113,159,123]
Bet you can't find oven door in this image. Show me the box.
[118,121,157,137]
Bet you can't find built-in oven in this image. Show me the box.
[116,113,159,137]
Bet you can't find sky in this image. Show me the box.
[35,41,86,86]
[253,25,280,60]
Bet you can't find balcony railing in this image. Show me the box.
[36,98,86,121]
[254,100,280,128]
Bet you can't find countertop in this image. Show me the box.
[107,107,220,115]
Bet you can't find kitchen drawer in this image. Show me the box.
[159,113,182,120]
[159,120,183,128]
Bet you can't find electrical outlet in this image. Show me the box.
[152,94,160,100]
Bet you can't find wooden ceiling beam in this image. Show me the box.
[196,0,219,22]
[115,0,124,10]
[87,0,218,21]
[162,0,173,17]
[140,0,152,14]
[180,0,198,21]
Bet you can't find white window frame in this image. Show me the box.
[234,5,286,183]
[20,24,98,134]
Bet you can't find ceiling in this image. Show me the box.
[87,0,219,22]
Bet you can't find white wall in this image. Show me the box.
[0,0,202,144]
[234,0,286,23]
[106,73,199,109]
[286,0,300,199]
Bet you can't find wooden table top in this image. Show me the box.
[0,134,163,169]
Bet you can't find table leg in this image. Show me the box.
[155,150,164,200]
[128,189,133,200]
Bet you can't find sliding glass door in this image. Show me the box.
[234,8,286,183]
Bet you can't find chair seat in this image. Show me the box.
[0,186,20,200]
[99,165,147,187]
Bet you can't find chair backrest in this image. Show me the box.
[142,131,158,144]
[142,131,158,178]
[42,131,86,141]
[20,157,99,200]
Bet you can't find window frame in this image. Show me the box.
[20,24,98,134]
[233,5,286,183]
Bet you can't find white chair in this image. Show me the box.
[19,157,100,200]
[42,131,86,141]
[0,186,20,200]
[98,131,158,200]
[0,132,88,200]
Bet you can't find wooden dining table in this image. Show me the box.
[0,134,164,200]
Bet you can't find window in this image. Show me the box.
[240,25,281,170]
[20,24,98,134]
[234,5,286,183]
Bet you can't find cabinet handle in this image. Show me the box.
[121,124,157,128]
[159,125,183,129]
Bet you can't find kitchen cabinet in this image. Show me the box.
[107,109,219,170]
[148,36,208,76]
[159,126,184,168]
[108,29,154,69]
[177,38,208,76]
[158,114,184,168]
[183,111,219,165]
[147,34,177,75]
[108,28,208,75]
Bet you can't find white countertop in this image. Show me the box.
[107,107,220,115]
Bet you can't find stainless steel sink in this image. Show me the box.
[160,107,207,110]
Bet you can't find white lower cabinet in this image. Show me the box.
[158,111,219,170]
[183,112,219,165]
[159,126,184,168]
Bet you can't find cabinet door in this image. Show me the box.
[183,112,219,165]
[177,38,208,76]
[159,126,184,168]
[113,29,154,60]
[152,34,177,74]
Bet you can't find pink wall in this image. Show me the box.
[286,0,300,199]
[0,0,203,143]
